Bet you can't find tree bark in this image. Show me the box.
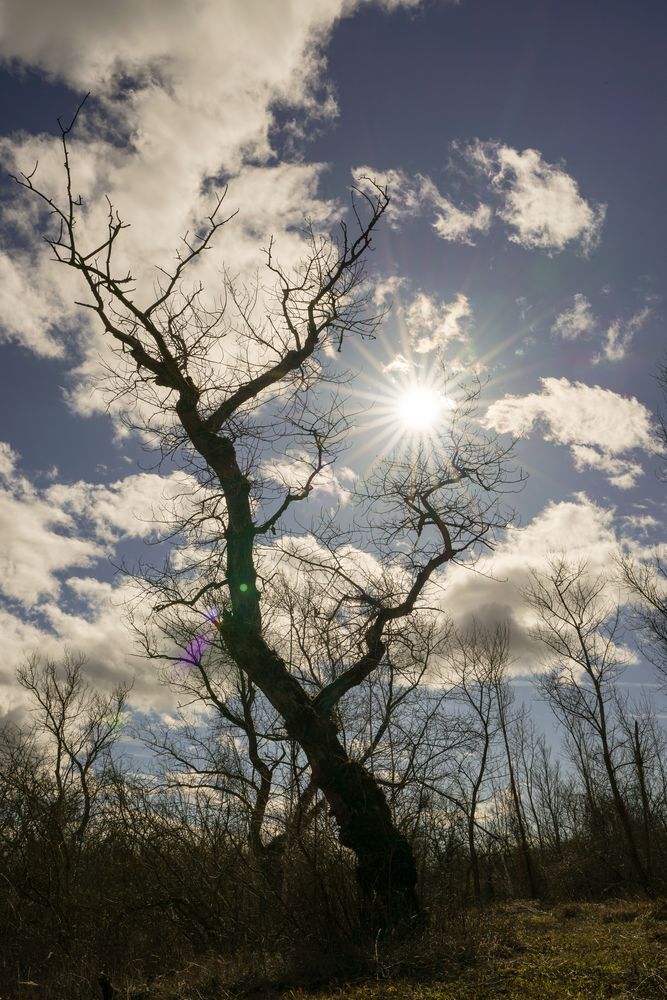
[633,720,654,886]
[185,421,420,929]
[221,618,419,929]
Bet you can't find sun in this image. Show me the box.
[395,386,446,431]
[348,349,459,467]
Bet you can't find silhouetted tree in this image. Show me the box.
[14,102,520,930]
[0,653,129,947]
[526,558,651,892]
[619,553,667,683]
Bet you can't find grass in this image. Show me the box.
[286,900,667,1000]
[121,899,667,1000]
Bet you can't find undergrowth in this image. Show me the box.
[93,898,667,1000]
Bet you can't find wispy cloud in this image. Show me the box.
[354,140,605,255]
[351,166,492,244]
[593,306,653,364]
[420,176,492,244]
[552,293,597,340]
[406,291,472,353]
[263,451,357,503]
[551,293,654,364]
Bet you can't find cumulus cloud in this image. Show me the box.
[0,251,79,358]
[419,176,492,244]
[0,483,104,605]
[351,166,425,228]
[462,140,606,254]
[0,2,339,144]
[0,446,204,605]
[46,471,202,543]
[0,0,422,418]
[264,451,357,503]
[484,377,659,488]
[552,293,597,340]
[0,574,183,724]
[370,283,473,371]
[372,274,406,306]
[439,493,624,669]
[381,353,413,375]
[0,442,19,480]
[430,197,493,244]
[0,450,208,715]
[568,445,644,491]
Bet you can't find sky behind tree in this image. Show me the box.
[0,0,664,729]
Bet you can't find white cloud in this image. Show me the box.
[352,166,491,243]
[594,306,652,364]
[351,166,427,228]
[0,447,205,605]
[0,442,19,480]
[622,513,659,534]
[431,197,493,244]
[405,291,471,353]
[464,141,606,254]
[264,451,357,503]
[354,140,604,254]
[499,494,620,570]
[0,449,206,714]
[46,471,203,543]
[419,176,492,245]
[552,293,597,340]
[484,377,658,488]
[0,575,181,722]
[369,279,473,365]
[0,485,104,605]
[551,295,653,363]
[438,494,624,669]
[569,445,644,491]
[36,577,154,697]
[0,1,426,419]
[382,353,413,374]
[0,446,107,606]
[0,250,79,358]
[372,274,406,306]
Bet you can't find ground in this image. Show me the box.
[295,900,667,1000]
[126,899,667,1000]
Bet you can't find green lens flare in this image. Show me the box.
[239,583,249,592]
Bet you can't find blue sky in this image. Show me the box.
[0,0,664,730]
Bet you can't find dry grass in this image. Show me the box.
[288,899,667,1000]
[51,900,667,1000]
[104,899,667,1000]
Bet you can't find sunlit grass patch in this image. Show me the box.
[282,900,667,1000]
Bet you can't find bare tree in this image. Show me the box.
[619,553,667,683]
[517,724,570,858]
[13,103,520,929]
[441,623,502,905]
[658,359,667,464]
[526,558,651,892]
[488,638,539,899]
[0,652,129,944]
